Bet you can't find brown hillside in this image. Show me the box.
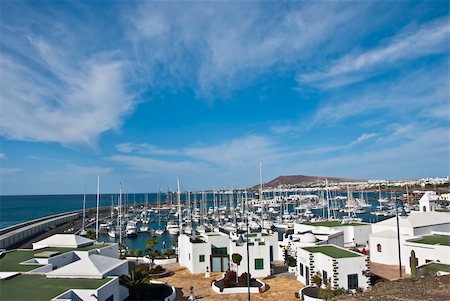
[262,175,366,188]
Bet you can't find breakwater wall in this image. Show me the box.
[0,206,111,249]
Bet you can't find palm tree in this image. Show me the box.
[148,251,158,270]
[121,267,149,301]
[146,236,158,251]
[135,249,142,263]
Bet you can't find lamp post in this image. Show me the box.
[395,194,408,279]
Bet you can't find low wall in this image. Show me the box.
[300,286,324,301]
[211,275,266,294]
[0,213,80,249]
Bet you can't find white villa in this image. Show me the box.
[178,230,279,278]
[297,245,370,291]
[369,191,450,274]
[293,221,372,247]
[0,234,129,301]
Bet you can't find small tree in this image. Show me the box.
[146,236,158,251]
[410,250,418,279]
[135,249,142,262]
[86,230,96,240]
[311,271,322,288]
[148,251,157,270]
[231,253,242,281]
[120,267,149,301]
[127,249,133,257]
[318,278,334,300]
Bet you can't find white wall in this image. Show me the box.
[229,242,270,278]
[105,262,129,278]
[403,242,450,274]
[94,244,119,258]
[297,247,369,290]
[178,234,211,274]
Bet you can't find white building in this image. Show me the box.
[369,193,450,274]
[403,232,450,274]
[293,221,372,247]
[178,230,279,278]
[297,245,370,291]
[0,234,129,301]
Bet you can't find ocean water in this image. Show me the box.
[0,193,159,229]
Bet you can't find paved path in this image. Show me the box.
[158,263,303,300]
[370,262,410,281]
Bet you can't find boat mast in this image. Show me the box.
[259,161,264,229]
[96,173,100,241]
[82,185,86,233]
[177,178,182,233]
[119,183,122,244]
[325,179,330,220]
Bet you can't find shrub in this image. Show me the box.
[286,255,297,267]
[223,270,237,288]
[238,272,250,286]
[311,271,322,287]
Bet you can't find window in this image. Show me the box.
[300,263,304,276]
[188,253,190,260]
[348,274,358,290]
[323,270,328,285]
[377,244,382,252]
[255,258,264,270]
[212,247,228,255]
[199,255,205,262]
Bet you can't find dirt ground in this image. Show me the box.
[157,263,304,300]
[335,274,450,301]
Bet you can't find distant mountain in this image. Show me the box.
[259,175,367,188]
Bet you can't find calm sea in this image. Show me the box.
[0,193,160,229]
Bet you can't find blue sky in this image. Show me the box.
[0,1,449,195]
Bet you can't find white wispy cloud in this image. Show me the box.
[110,135,285,187]
[0,167,21,175]
[126,2,372,97]
[352,133,378,145]
[116,143,179,156]
[298,17,449,88]
[0,3,137,146]
[308,65,449,126]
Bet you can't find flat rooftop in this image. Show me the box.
[408,234,450,247]
[0,244,107,272]
[302,246,362,258]
[303,221,366,227]
[0,274,110,301]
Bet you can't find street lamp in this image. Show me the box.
[395,195,408,279]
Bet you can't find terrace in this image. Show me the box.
[302,246,361,259]
[0,244,107,272]
[0,274,110,301]
[408,234,450,247]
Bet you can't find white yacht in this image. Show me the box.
[166,221,180,235]
[126,221,137,236]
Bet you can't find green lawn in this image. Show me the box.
[0,275,110,301]
[304,221,366,227]
[425,263,450,273]
[302,246,361,258]
[410,234,450,247]
[0,244,107,272]
[0,250,41,272]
